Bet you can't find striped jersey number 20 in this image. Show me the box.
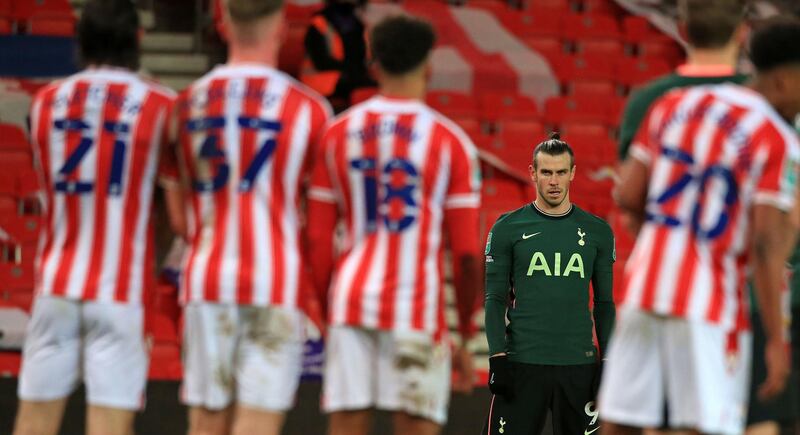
[645,146,738,240]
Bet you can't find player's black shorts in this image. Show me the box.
[746,307,799,426]
[482,362,599,435]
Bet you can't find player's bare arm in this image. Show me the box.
[613,157,648,235]
[444,207,481,394]
[751,204,794,400]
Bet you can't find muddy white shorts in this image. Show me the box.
[18,296,148,410]
[599,309,752,435]
[322,326,452,425]
[181,303,305,412]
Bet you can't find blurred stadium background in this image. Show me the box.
[0,0,795,433]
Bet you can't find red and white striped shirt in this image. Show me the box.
[622,84,800,329]
[30,67,176,304]
[309,96,481,334]
[162,64,331,307]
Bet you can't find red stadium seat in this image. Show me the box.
[497,119,545,138]
[486,130,539,174]
[0,150,32,173]
[29,12,75,36]
[285,3,322,25]
[12,0,72,21]
[426,91,478,120]
[559,121,609,138]
[0,196,14,216]
[0,124,29,151]
[615,57,672,87]
[0,351,21,376]
[574,38,625,57]
[563,13,621,41]
[0,174,16,196]
[0,0,10,17]
[350,87,378,105]
[638,38,685,66]
[556,54,616,84]
[468,0,508,15]
[278,25,306,78]
[580,0,625,15]
[482,177,527,210]
[543,95,611,127]
[148,342,182,380]
[568,133,616,162]
[622,15,663,44]
[523,37,564,63]
[16,170,41,198]
[0,215,41,244]
[478,93,538,124]
[451,117,482,139]
[0,17,10,35]
[147,312,179,344]
[569,79,617,100]
[498,11,563,39]
[0,262,34,292]
[522,0,572,13]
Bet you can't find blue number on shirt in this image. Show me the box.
[186,116,282,192]
[646,145,738,240]
[53,118,129,196]
[350,157,419,233]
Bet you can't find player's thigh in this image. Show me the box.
[188,405,233,435]
[18,297,81,402]
[663,319,751,435]
[393,411,441,435]
[553,364,598,435]
[376,330,451,426]
[483,363,551,435]
[328,410,373,435]
[86,405,136,435]
[13,398,69,435]
[598,309,665,428]
[82,302,147,411]
[231,405,284,435]
[236,306,305,413]
[322,326,379,413]
[182,303,240,411]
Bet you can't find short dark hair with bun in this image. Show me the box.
[533,132,575,169]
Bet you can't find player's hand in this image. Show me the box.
[759,338,790,401]
[488,354,513,399]
[452,345,476,394]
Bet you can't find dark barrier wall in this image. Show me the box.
[0,379,545,435]
[0,36,78,77]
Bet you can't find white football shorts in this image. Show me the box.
[18,296,148,410]
[599,309,752,435]
[322,326,452,425]
[181,303,305,412]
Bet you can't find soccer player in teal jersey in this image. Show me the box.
[482,133,616,435]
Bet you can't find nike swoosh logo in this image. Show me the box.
[522,232,541,240]
[585,427,600,435]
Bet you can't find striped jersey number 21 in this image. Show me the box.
[52,118,130,196]
[186,116,283,192]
